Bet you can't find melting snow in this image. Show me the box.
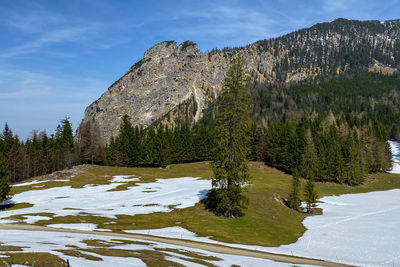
[48,223,99,231]
[0,176,211,222]
[0,229,289,266]
[13,179,70,187]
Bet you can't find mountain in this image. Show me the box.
[77,18,400,142]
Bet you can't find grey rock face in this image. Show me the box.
[78,19,400,143]
[78,40,273,142]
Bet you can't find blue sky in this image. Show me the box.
[1,0,399,139]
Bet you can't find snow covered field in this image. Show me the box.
[1,141,399,266]
[126,188,400,266]
[0,229,290,267]
[0,176,211,225]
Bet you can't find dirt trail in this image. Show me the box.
[0,223,350,267]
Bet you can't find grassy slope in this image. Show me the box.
[8,162,400,247]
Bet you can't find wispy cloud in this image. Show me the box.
[0,3,122,59]
[0,26,94,58]
[167,4,282,48]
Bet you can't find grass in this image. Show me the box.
[1,252,67,267]
[6,161,400,247]
[0,245,23,251]
[55,249,103,261]
[0,202,33,211]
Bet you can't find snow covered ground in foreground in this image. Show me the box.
[0,176,211,224]
[128,188,400,267]
[389,140,400,174]
[0,230,290,267]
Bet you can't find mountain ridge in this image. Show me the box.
[77,18,400,142]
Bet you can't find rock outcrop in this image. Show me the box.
[78,19,400,142]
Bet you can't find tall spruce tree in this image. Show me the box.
[0,152,11,202]
[205,55,253,217]
[288,169,301,211]
[300,129,319,179]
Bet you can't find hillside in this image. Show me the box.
[78,18,400,142]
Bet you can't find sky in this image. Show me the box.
[0,0,399,139]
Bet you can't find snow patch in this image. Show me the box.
[0,229,288,266]
[23,215,52,224]
[13,179,70,187]
[110,175,140,183]
[129,189,400,266]
[0,177,211,221]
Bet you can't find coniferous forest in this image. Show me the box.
[0,70,398,202]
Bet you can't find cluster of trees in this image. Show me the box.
[287,169,318,213]
[0,118,109,201]
[253,71,400,140]
[105,116,214,167]
[1,119,78,184]
[0,138,11,202]
[263,113,392,185]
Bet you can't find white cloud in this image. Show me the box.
[0,4,122,59]
[0,26,93,59]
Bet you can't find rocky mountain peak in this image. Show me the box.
[77,19,400,143]
[143,41,177,60]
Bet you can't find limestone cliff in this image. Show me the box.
[78,19,400,142]
[78,40,275,142]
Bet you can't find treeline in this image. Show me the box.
[262,113,392,185]
[0,119,78,183]
[104,115,213,167]
[1,72,397,188]
[253,71,400,140]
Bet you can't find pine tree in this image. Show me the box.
[304,170,318,213]
[0,152,11,202]
[288,169,301,211]
[205,55,253,218]
[300,129,319,179]
[116,115,135,166]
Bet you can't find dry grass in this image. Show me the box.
[55,249,103,261]
[1,252,67,267]
[5,161,400,247]
[0,245,23,251]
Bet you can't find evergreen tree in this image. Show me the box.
[0,152,11,202]
[116,115,135,166]
[304,170,318,213]
[288,169,301,211]
[205,55,253,217]
[300,130,319,179]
